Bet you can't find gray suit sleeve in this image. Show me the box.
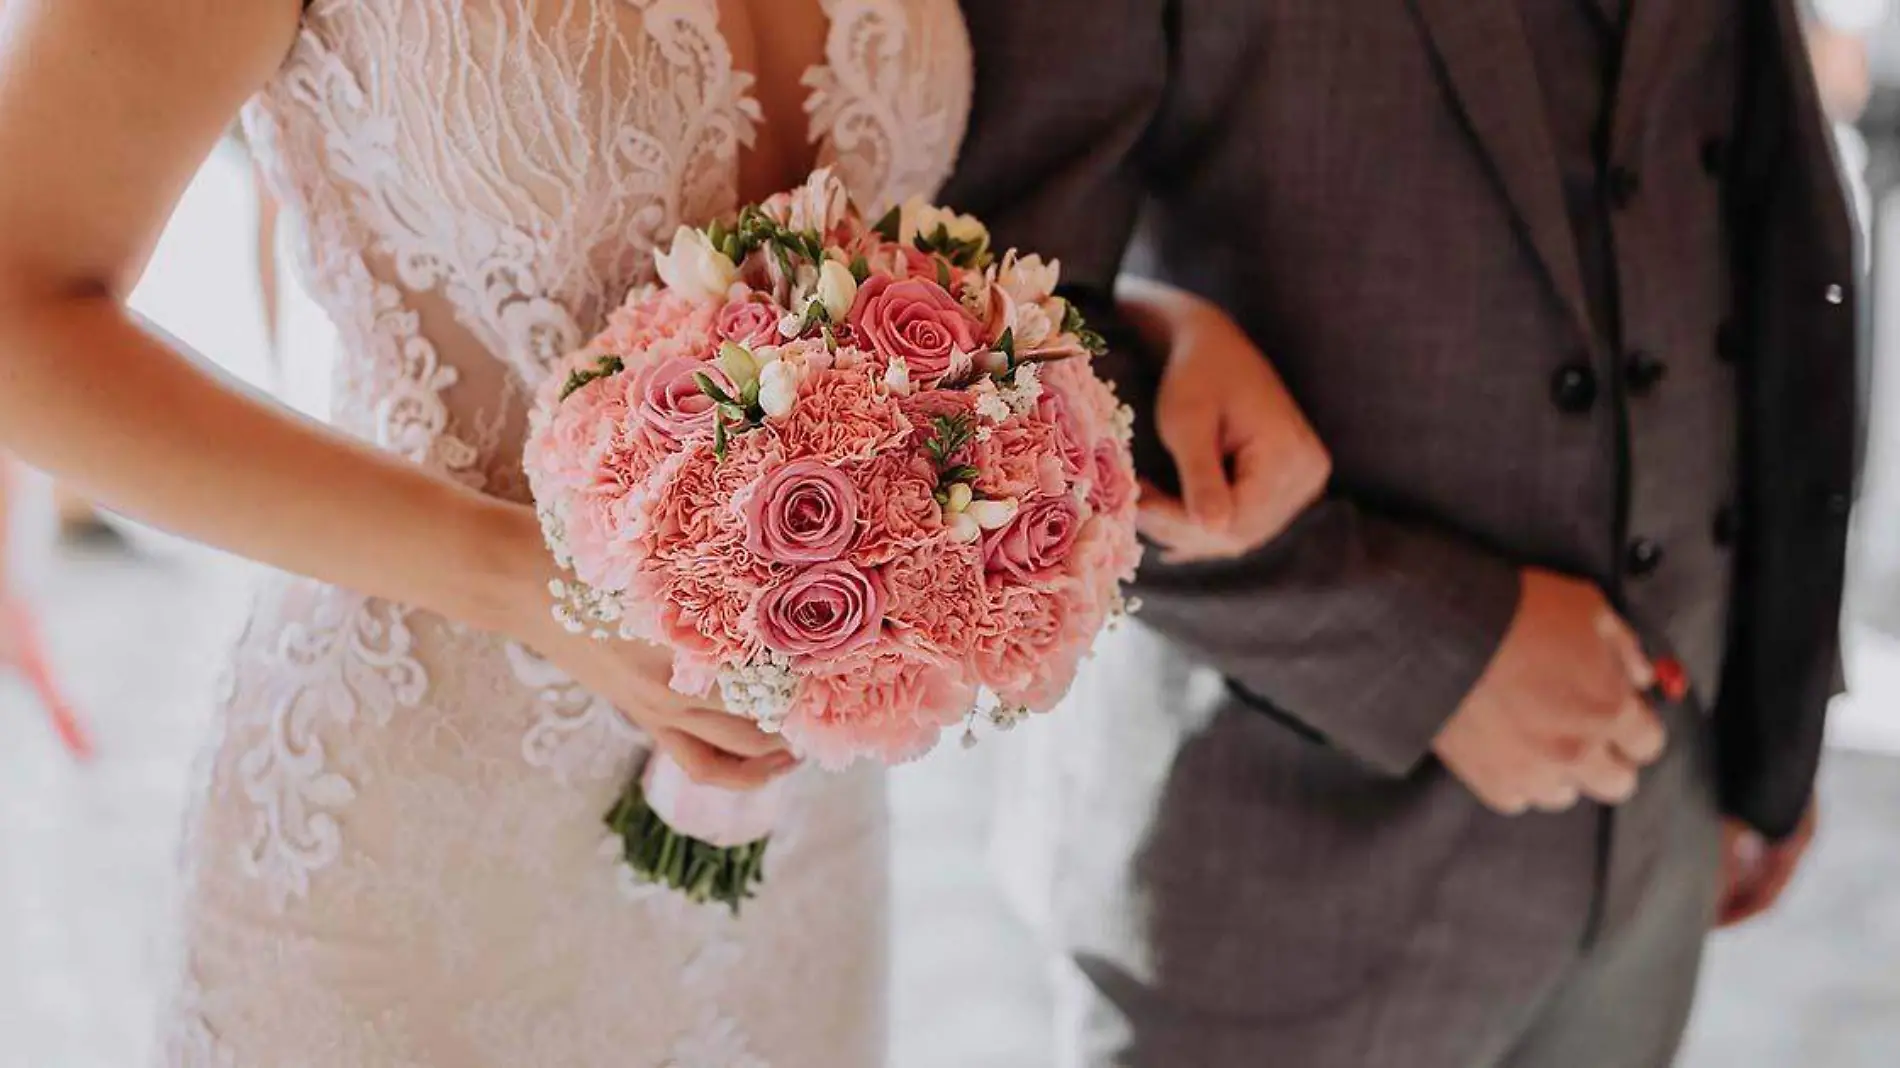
[940,0,1520,777]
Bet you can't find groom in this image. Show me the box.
[944,0,1855,1065]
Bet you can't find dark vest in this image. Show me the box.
[1520,0,1742,698]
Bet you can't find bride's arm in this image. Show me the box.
[1115,276,1331,560]
[0,0,791,786]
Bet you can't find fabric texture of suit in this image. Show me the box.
[943,0,1856,1063]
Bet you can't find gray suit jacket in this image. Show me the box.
[942,0,1855,839]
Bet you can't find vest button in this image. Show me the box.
[1626,538,1665,577]
[1550,363,1598,414]
[1623,350,1667,395]
[1606,165,1641,209]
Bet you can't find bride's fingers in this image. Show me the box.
[668,705,792,758]
[655,728,798,791]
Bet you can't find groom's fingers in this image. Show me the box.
[1136,483,1233,561]
[1157,387,1235,531]
[1227,419,1330,550]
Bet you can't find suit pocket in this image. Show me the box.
[1130,697,1480,1019]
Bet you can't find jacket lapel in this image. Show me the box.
[1609,0,1692,159]
[1409,0,1600,353]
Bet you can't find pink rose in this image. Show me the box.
[1088,441,1136,516]
[847,275,983,387]
[757,561,886,658]
[742,460,861,564]
[636,356,730,445]
[1036,386,1090,475]
[716,298,783,348]
[985,496,1082,585]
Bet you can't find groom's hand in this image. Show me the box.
[1137,298,1331,562]
[1432,568,1666,815]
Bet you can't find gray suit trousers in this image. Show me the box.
[992,623,1722,1068]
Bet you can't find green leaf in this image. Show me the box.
[1079,327,1109,356]
[873,204,902,243]
[557,353,625,401]
[996,328,1015,361]
[740,378,760,409]
[935,257,952,290]
[713,414,729,462]
[849,255,870,284]
[942,464,980,484]
[694,372,738,407]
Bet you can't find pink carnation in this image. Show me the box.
[881,540,989,664]
[969,416,1070,503]
[847,452,945,567]
[1041,356,1123,435]
[598,289,718,354]
[525,374,624,493]
[972,583,1101,712]
[769,364,913,464]
[782,652,975,769]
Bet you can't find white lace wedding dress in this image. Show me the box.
[157,2,969,1064]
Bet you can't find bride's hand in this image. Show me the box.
[1117,278,1331,562]
[491,507,797,791]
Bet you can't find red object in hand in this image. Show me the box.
[1650,656,1690,704]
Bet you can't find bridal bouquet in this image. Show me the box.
[524,170,1141,910]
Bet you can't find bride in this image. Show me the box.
[0,0,970,1063]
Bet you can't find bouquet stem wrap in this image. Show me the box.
[604,754,788,911]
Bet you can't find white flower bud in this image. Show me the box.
[976,348,1011,376]
[653,225,739,303]
[757,360,800,420]
[716,342,761,388]
[967,497,1018,531]
[946,482,974,513]
[949,511,982,543]
[883,356,912,396]
[817,259,858,323]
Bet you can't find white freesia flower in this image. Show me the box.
[967,497,1018,531]
[945,482,974,513]
[883,356,912,396]
[757,360,801,420]
[899,196,990,250]
[716,342,762,388]
[948,511,982,543]
[817,259,858,322]
[1013,302,1057,349]
[999,253,1062,304]
[653,225,739,303]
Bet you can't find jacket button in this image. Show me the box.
[1623,350,1667,395]
[1550,363,1598,414]
[1700,136,1728,178]
[1826,283,1845,305]
[1713,504,1740,547]
[1715,321,1741,364]
[1606,165,1641,209]
[1626,537,1665,577]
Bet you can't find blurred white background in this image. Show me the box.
[2,129,1899,1067]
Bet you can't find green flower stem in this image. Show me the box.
[604,773,771,914]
